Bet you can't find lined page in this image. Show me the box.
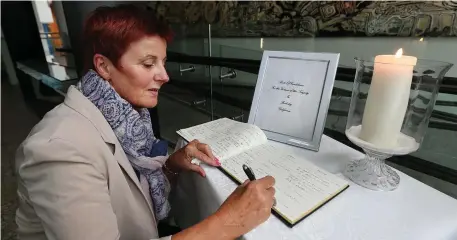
[221,143,348,223]
[178,118,268,160]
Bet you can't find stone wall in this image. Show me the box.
[143,1,457,37]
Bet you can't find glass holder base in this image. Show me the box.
[344,151,400,191]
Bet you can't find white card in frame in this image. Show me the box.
[248,51,340,151]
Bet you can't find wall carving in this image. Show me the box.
[143,1,457,37]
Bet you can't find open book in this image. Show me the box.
[177,118,349,226]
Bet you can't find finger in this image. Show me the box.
[267,187,276,198]
[257,176,276,189]
[184,141,198,158]
[190,139,200,144]
[185,140,200,153]
[192,149,219,167]
[264,188,276,208]
[232,180,248,196]
[241,179,250,187]
[196,143,219,165]
[188,163,206,177]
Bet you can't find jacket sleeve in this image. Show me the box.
[19,137,171,240]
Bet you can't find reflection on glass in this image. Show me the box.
[47,64,78,81]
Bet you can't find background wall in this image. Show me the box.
[61,1,457,78]
[146,1,457,37]
[155,1,457,79]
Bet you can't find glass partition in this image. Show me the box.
[212,44,260,123]
[158,24,210,143]
[160,27,457,186]
[166,23,207,83]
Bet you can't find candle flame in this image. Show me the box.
[395,48,403,58]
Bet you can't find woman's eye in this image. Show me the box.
[143,63,155,68]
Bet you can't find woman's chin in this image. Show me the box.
[135,99,158,109]
[145,100,158,108]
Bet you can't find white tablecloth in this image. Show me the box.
[170,136,457,240]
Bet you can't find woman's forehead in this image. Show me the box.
[125,36,167,59]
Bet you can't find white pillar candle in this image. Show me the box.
[359,49,417,148]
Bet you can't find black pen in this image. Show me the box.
[242,164,277,207]
[242,164,256,181]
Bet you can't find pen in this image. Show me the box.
[242,164,277,207]
[242,164,256,181]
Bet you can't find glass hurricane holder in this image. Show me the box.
[344,58,453,191]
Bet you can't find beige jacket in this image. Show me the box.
[15,86,171,240]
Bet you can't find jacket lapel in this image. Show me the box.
[64,86,155,214]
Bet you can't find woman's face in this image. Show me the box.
[108,36,169,108]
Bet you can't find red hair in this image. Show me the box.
[82,4,173,73]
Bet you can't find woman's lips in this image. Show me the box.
[148,88,159,97]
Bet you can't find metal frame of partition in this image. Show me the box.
[167,52,457,127]
[167,51,457,94]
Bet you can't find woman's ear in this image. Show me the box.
[93,54,113,81]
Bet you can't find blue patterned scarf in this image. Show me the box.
[76,70,170,221]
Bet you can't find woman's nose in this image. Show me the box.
[155,67,169,83]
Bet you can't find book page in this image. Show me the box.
[221,143,348,223]
[178,118,268,160]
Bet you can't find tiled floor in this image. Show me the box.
[1,80,456,239]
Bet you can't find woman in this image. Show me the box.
[15,4,276,240]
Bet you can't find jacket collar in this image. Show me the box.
[64,86,156,217]
[64,86,118,145]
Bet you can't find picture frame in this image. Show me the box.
[248,50,340,151]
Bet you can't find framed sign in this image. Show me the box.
[248,51,339,151]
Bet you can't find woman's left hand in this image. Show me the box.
[166,140,221,177]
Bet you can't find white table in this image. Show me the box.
[170,135,457,240]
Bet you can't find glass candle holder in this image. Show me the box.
[344,58,453,191]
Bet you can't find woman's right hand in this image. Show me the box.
[214,176,276,239]
[171,176,275,240]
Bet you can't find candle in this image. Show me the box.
[359,48,417,148]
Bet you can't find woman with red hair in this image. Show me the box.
[15,4,275,240]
